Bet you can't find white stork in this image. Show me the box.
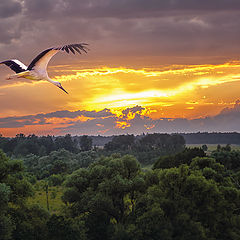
[0,43,89,94]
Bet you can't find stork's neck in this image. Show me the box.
[47,77,58,86]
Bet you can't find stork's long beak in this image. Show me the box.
[58,85,68,94]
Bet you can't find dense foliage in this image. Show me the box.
[0,134,94,157]
[0,134,79,157]
[23,149,97,179]
[153,147,206,169]
[87,132,240,146]
[1,133,240,239]
[0,133,186,165]
[104,133,185,164]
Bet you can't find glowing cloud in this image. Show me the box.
[1,61,240,135]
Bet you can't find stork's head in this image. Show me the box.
[55,81,68,94]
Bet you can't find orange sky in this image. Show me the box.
[1,60,240,118]
[1,59,240,136]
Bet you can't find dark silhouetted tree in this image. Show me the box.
[201,144,208,152]
[80,135,92,151]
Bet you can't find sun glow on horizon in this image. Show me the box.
[51,62,240,113]
[1,60,240,135]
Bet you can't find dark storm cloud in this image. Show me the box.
[0,0,23,45]
[121,106,145,118]
[1,0,240,62]
[56,117,117,135]
[2,103,240,134]
[0,109,114,128]
[0,21,21,44]
[56,102,240,135]
[42,108,113,119]
[152,100,240,133]
[0,0,22,19]
[22,0,240,19]
[219,100,240,115]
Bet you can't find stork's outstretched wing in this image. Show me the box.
[0,59,27,73]
[27,43,89,72]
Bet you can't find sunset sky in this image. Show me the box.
[1,0,240,136]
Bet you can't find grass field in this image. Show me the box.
[186,144,240,155]
[186,143,240,150]
[28,186,65,214]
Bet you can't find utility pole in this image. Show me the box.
[45,183,49,212]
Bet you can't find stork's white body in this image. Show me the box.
[1,44,89,94]
[10,70,42,80]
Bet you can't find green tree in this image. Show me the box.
[132,161,240,239]
[135,134,185,165]
[47,215,87,240]
[38,135,55,154]
[0,183,13,240]
[55,134,78,153]
[0,150,36,239]
[222,143,231,152]
[22,149,97,180]
[48,174,64,186]
[80,135,93,151]
[201,144,208,152]
[211,149,240,171]
[153,147,206,169]
[104,135,135,152]
[10,205,49,240]
[63,155,145,239]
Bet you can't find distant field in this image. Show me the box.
[186,144,240,154]
[28,186,65,214]
[141,144,240,169]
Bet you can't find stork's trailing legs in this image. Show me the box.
[6,74,18,80]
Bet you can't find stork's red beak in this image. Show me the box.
[58,85,68,94]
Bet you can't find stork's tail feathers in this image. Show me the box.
[5,71,30,80]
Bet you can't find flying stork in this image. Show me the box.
[0,43,89,94]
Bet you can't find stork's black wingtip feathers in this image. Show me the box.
[27,43,89,70]
[57,43,89,55]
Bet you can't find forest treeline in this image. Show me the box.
[1,131,240,155]
[0,133,185,165]
[89,132,240,145]
[1,133,240,239]
[97,132,240,145]
[182,132,240,144]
